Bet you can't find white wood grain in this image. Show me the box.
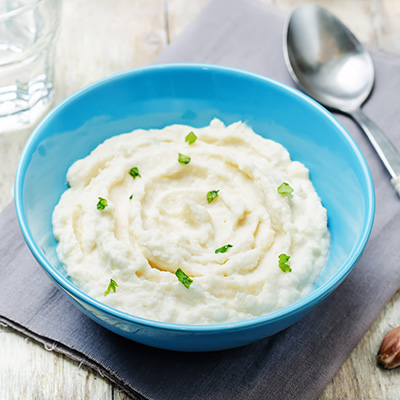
[54,0,167,103]
[0,326,113,400]
[375,0,400,54]
[1,0,400,399]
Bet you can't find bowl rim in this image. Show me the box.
[14,63,375,332]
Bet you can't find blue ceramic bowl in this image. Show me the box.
[15,64,375,352]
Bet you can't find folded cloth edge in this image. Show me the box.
[0,315,146,400]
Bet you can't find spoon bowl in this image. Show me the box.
[285,5,374,113]
[284,4,400,193]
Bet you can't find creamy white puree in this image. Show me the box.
[52,119,330,325]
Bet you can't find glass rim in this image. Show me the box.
[0,0,58,21]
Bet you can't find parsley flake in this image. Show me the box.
[178,153,191,164]
[277,182,294,195]
[129,167,141,179]
[129,194,133,200]
[175,268,193,289]
[104,279,119,296]
[215,244,233,254]
[185,131,198,145]
[97,197,108,210]
[278,253,292,273]
[207,190,219,204]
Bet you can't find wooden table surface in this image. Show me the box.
[1,0,400,398]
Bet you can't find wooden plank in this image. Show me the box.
[0,326,113,399]
[321,291,400,399]
[372,0,400,54]
[53,0,168,103]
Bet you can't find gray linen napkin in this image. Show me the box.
[1,0,400,399]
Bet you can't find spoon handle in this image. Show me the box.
[350,108,400,196]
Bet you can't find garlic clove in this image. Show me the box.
[377,327,400,369]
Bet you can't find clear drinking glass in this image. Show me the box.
[0,0,62,131]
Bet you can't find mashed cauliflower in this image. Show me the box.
[52,119,330,324]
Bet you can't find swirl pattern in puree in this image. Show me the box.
[52,119,330,324]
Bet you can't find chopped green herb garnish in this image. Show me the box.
[277,182,294,195]
[207,190,219,204]
[175,268,193,289]
[178,153,191,164]
[185,131,198,145]
[215,244,233,254]
[104,279,119,296]
[129,167,141,179]
[129,194,133,200]
[97,197,108,210]
[278,253,292,273]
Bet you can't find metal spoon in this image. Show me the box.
[284,4,400,195]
